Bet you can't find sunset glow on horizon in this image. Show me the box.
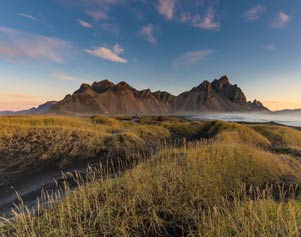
[0,0,300,111]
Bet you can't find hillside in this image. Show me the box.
[1,116,301,236]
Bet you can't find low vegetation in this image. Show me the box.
[1,116,301,236]
[0,115,170,189]
[250,124,301,156]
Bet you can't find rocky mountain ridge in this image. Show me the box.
[50,75,268,115]
[0,76,269,115]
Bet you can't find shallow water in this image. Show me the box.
[190,112,301,127]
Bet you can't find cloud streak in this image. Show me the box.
[50,72,81,81]
[84,44,127,63]
[77,19,93,28]
[86,9,109,20]
[0,27,71,63]
[173,49,213,68]
[140,24,157,45]
[243,5,266,22]
[18,13,37,21]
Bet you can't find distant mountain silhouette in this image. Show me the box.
[0,101,57,115]
[0,76,269,115]
[275,109,301,114]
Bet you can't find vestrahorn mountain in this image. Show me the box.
[0,76,268,115]
[50,75,268,115]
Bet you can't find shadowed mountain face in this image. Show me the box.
[51,80,176,115]
[173,76,268,113]
[49,76,268,115]
[0,76,266,116]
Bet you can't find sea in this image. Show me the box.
[189,112,301,127]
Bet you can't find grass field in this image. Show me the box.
[1,116,301,236]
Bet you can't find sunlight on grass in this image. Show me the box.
[1,116,301,236]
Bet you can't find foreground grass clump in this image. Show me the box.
[250,124,301,149]
[0,115,170,188]
[1,136,301,236]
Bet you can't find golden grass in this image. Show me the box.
[250,124,301,150]
[0,115,170,188]
[1,116,301,236]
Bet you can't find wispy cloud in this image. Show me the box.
[157,0,220,32]
[157,0,176,20]
[179,8,220,31]
[173,49,213,68]
[272,12,291,28]
[140,24,157,45]
[264,43,276,51]
[243,5,266,22]
[0,27,71,63]
[77,19,93,28]
[86,9,109,20]
[191,8,220,31]
[50,72,81,81]
[113,44,124,54]
[84,44,127,63]
[18,13,37,21]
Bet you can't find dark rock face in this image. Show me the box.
[173,76,267,113]
[51,80,176,115]
[247,99,268,111]
[173,80,217,112]
[153,91,177,105]
[211,76,247,106]
[91,80,115,93]
[9,76,268,115]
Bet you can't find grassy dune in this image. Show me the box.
[1,116,301,236]
[0,115,170,189]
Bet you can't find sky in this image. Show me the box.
[0,0,300,111]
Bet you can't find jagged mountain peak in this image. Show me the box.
[74,83,92,94]
[27,75,269,115]
[92,80,115,93]
[140,89,152,97]
[211,75,231,91]
[247,99,268,111]
[92,79,115,88]
[116,81,134,89]
[218,75,230,83]
[198,80,211,88]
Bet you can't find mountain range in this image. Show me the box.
[274,109,301,114]
[0,101,56,115]
[0,76,268,115]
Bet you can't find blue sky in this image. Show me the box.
[0,0,300,111]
